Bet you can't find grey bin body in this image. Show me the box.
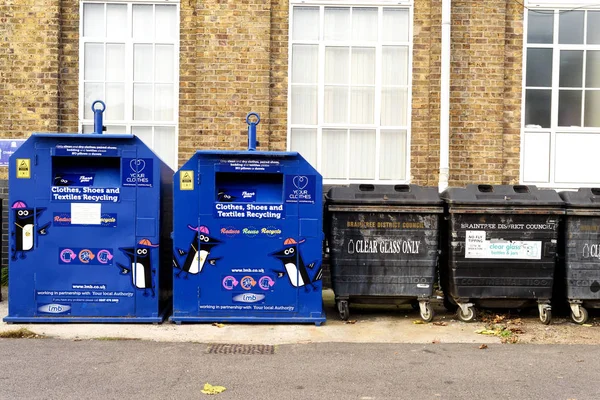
[325,184,443,322]
[441,184,564,324]
[559,188,600,323]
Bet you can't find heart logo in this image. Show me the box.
[130,159,146,173]
[293,175,308,190]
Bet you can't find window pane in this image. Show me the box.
[349,130,375,179]
[381,87,408,126]
[156,5,177,40]
[325,47,349,84]
[322,129,347,179]
[134,44,153,82]
[155,126,177,169]
[558,90,582,127]
[527,10,553,44]
[291,86,317,124]
[290,128,317,168]
[133,5,154,39]
[559,50,583,88]
[383,8,409,42]
[585,91,600,127]
[105,125,126,134]
[106,4,127,38]
[155,45,174,82]
[83,3,105,37]
[352,8,377,42]
[132,126,153,146]
[106,44,125,81]
[525,89,551,128]
[383,46,409,86]
[293,7,319,41]
[586,51,600,88]
[559,11,584,44]
[84,83,104,119]
[324,7,350,41]
[82,125,94,133]
[526,48,552,87]
[105,83,125,120]
[84,43,104,81]
[380,130,406,180]
[292,45,318,84]
[350,87,374,124]
[155,84,174,121]
[351,47,375,85]
[588,11,600,44]
[134,84,153,120]
[324,86,349,124]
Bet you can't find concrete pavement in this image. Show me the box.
[1,289,599,345]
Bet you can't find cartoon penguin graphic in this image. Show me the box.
[117,238,158,297]
[10,201,50,260]
[174,225,222,279]
[269,238,322,291]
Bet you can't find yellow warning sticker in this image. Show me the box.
[16,158,30,179]
[180,170,194,191]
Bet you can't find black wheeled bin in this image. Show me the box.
[559,188,600,324]
[441,184,564,324]
[325,184,443,322]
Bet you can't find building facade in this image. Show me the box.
[0,0,597,189]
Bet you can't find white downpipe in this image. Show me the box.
[439,0,451,192]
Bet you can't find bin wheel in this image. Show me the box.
[571,306,589,325]
[540,308,552,325]
[457,306,475,322]
[337,300,350,321]
[420,303,434,323]
[443,296,458,312]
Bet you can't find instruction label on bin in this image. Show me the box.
[16,158,30,179]
[54,144,119,157]
[465,230,542,259]
[218,159,281,173]
[180,170,194,190]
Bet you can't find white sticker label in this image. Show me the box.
[465,230,542,260]
[71,203,101,225]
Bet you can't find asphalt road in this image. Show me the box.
[1,339,599,399]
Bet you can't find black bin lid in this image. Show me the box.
[559,188,600,208]
[441,184,564,206]
[325,184,442,206]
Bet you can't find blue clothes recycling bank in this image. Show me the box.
[171,122,325,324]
[4,132,173,323]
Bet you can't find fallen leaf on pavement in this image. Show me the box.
[433,322,448,326]
[344,320,357,324]
[582,324,593,327]
[475,329,497,335]
[432,339,440,344]
[413,320,426,324]
[479,344,488,349]
[201,383,226,395]
[212,323,225,328]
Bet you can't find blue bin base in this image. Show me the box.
[3,306,170,324]
[169,314,325,326]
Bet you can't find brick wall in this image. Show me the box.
[0,0,62,181]
[410,0,523,187]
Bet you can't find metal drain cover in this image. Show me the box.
[206,344,275,355]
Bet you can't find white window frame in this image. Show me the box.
[287,0,414,185]
[78,0,180,169]
[521,4,600,188]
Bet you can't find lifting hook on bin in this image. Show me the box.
[246,112,260,151]
[92,100,106,135]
